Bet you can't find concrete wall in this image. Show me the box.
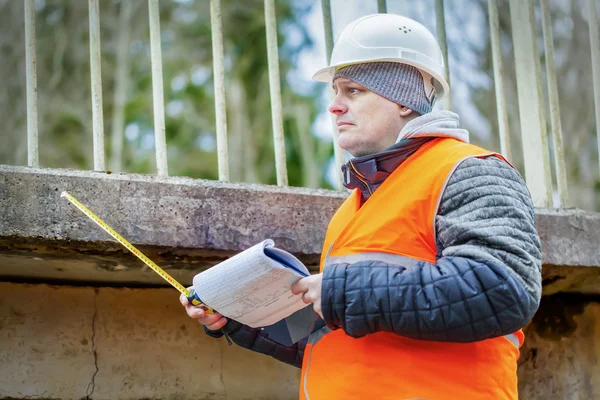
[2,166,600,399]
[3,283,599,399]
[0,282,299,400]
[519,294,600,399]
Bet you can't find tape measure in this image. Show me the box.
[61,191,212,313]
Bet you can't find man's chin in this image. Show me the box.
[343,147,365,158]
[347,146,374,158]
[338,137,371,157]
[337,140,355,156]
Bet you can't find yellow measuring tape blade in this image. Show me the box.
[61,191,201,304]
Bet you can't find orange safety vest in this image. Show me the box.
[300,138,523,400]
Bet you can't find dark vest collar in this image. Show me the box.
[342,137,434,201]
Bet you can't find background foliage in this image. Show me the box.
[0,0,598,209]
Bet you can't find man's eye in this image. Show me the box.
[349,87,360,94]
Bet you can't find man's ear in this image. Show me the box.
[399,106,413,117]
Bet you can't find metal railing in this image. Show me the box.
[19,0,600,208]
[24,0,38,168]
[264,0,288,186]
[589,0,600,184]
[210,0,229,182]
[488,0,511,163]
[89,0,106,172]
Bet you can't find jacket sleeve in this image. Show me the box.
[203,321,306,368]
[321,156,542,342]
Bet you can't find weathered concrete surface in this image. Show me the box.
[0,165,342,284]
[0,166,343,252]
[2,166,600,399]
[1,166,599,294]
[519,294,600,399]
[0,282,299,400]
[535,208,600,295]
[2,283,598,400]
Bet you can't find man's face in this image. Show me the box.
[329,78,406,157]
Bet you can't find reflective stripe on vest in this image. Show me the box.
[504,332,523,348]
[302,327,331,400]
[325,251,422,271]
[301,138,523,400]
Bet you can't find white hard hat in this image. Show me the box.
[312,14,449,101]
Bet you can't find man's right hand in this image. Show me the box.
[180,293,228,331]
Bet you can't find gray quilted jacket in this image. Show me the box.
[204,111,542,368]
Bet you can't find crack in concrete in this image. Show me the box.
[85,288,99,399]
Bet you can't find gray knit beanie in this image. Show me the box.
[333,62,432,115]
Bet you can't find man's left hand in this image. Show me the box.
[291,273,324,319]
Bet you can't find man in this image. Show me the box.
[181,13,541,400]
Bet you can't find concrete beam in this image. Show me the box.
[0,166,343,287]
[1,166,599,294]
[535,208,600,295]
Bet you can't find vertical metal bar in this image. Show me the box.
[321,0,345,190]
[24,0,39,167]
[531,0,550,178]
[89,0,105,171]
[488,0,512,161]
[508,0,552,207]
[110,0,133,172]
[589,0,600,176]
[541,0,568,207]
[435,0,452,110]
[148,0,168,176]
[321,0,334,58]
[210,0,229,181]
[264,0,288,186]
[377,0,387,13]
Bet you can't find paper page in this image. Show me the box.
[192,240,310,328]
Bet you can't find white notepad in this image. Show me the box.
[192,239,310,328]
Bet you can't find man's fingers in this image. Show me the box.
[301,293,313,304]
[302,290,320,304]
[206,317,228,331]
[180,291,228,329]
[186,306,206,319]
[179,293,189,306]
[291,278,307,295]
[193,312,226,328]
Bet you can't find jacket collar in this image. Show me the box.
[342,138,433,199]
[342,111,469,201]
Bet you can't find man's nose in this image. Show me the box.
[328,95,348,115]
